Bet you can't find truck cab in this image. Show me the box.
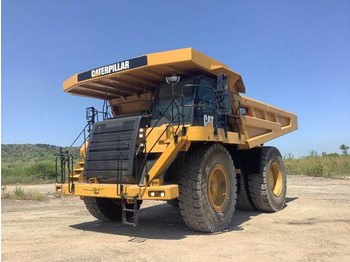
[152,75,218,127]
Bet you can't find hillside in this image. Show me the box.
[1,144,79,185]
[1,144,79,168]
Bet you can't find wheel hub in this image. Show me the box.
[270,161,283,197]
[208,164,229,212]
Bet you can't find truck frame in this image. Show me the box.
[56,48,297,232]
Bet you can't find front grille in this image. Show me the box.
[84,115,149,184]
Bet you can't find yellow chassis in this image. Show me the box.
[56,183,179,201]
[56,125,245,200]
[56,99,296,201]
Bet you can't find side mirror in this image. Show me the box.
[216,74,232,115]
[86,107,97,132]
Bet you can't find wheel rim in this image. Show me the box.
[208,164,229,212]
[270,161,283,197]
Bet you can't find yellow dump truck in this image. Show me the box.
[56,48,297,232]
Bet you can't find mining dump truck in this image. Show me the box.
[55,48,297,232]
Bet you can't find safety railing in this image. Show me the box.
[55,107,112,190]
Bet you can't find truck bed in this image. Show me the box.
[63,47,297,148]
[239,95,297,149]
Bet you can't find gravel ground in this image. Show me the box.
[2,175,350,262]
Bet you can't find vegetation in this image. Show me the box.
[284,151,350,178]
[1,186,47,201]
[1,144,78,168]
[340,144,349,155]
[1,144,78,185]
[1,162,56,185]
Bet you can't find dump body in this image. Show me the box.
[56,48,297,230]
[239,95,297,148]
[63,48,297,150]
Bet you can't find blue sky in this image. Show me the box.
[2,0,350,156]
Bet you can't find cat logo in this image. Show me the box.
[91,61,130,78]
[77,56,148,82]
[203,115,214,126]
[83,187,103,194]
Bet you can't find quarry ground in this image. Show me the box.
[2,175,350,262]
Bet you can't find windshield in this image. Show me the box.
[152,77,195,125]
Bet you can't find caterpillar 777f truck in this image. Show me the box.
[56,48,297,232]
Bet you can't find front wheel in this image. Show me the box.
[84,197,141,221]
[179,144,237,232]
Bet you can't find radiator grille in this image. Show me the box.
[84,115,148,184]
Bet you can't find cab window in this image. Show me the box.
[197,79,214,103]
[152,77,195,125]
[197,79,214,115]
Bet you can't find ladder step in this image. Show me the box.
[123,221,137,227]
[123,208,137,213]
[123,195,138,199]
[121,194,139,227]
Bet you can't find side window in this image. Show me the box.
[197,79,214,103]
[197,79,214,126]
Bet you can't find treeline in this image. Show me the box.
[1,144,78,185]
[2,144,71,168]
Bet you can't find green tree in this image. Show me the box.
[340,144,349,155]
[309,150,318,157]
[27,162,56,179]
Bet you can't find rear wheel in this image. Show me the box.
[84,197,141,221]
[236,173,256,211]
[248,147,286,212]
[179,144,237,232]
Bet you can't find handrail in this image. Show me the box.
[55,107,108,186]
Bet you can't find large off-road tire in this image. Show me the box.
[167,199,179,207]
[248,147,286,212]
[83,197,141,222]
[236,173,256,211]
[179,144,237,232]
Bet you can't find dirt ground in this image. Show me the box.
[2,176,350,262]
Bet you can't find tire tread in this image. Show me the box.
[247,146,286,212]
[179,144,236,232]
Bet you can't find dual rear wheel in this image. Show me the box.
[178,145,286,232]
[247,147,287,212]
